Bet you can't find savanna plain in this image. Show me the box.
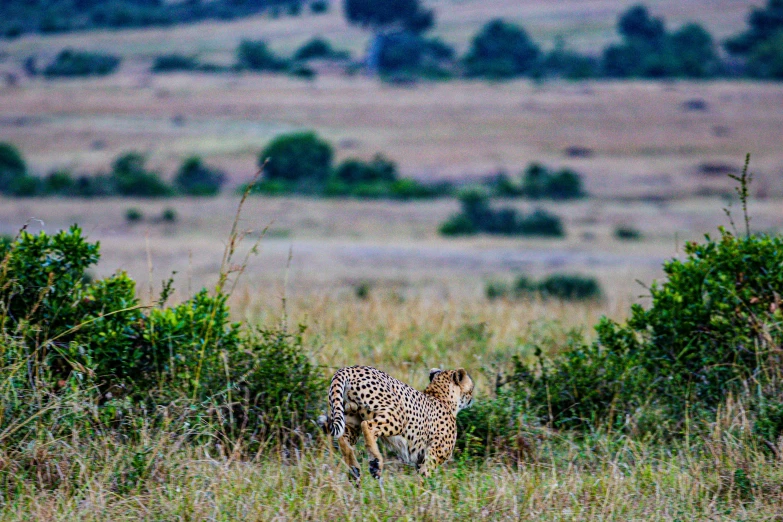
[2,0,783,520]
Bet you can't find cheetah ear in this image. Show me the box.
[452,368,467,386]
[429,368,442,382]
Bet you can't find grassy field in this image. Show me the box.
[2,289,783,521]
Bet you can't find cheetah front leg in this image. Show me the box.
[417,446,451,479]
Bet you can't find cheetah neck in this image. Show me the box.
[423,389,458,415]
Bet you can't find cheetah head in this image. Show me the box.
[427,368,474,412]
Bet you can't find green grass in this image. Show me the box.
[2,416,781,520]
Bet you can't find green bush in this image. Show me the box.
[125,208,143,223]
[725,0,783,60]
[110,152,173,197]
[537,274,601,301]
[511,227,783,432]
[614,225,642,240]
[151,54,199,73]
[520,163,585,200]
[294,37,347,61]
[0,142,27,194]
[236,40,288,71]
[230,325,326,446]
[455,392,523,458]
[310,0,329,14]
[333,154,397,184]
[0,226,324,448]
[377,31,455,76]
[174,156,225,196]
[745,30,783,79]
[602,6,720,78]
[439,213,477,236]
[464,19,541,79]
[8,175,41,197]
[43,49,121,77]
[440,190,565,237]
[161,208,177,223]
[259,132,334,186]
[486,274,600,301]
[44,170,77,195]
[541,40,598,79]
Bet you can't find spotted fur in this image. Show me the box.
[318,365,474,483]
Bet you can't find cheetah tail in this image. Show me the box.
[328,369,349,438]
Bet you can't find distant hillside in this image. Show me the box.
[0,0,305,38]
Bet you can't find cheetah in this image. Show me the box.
[318,365,474,483]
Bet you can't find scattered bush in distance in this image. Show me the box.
[0,142,27,194]
[110,152,173,197]
[486,274,601,301]
[175,156,225,196]
[440,190,565,237]
[44,170,77,196]
[310,0,329,14]
[614,225,642,240]
[125,208,143,223]
[161,208,177,223]
[259,132,334,187]
[43,49,121,77]
[294,37,349,61]
[464,19,541,79]
[237,40,288,72]
[151,54,199,73]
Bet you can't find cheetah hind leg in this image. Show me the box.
[337,426,361,486]
[360,419,385,481]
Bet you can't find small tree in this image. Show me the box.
[344,0,434,74]
[0,142,27,194]
[725,0,783,56]
[463,19,541,79]
[259,132,334,185]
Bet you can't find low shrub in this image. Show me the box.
[310,0,329,14]
[174,156,225,196]
[486,274,601,301]
[259,132,333,186]
[151,54,199,73]
[110,152,173,197]
[43,49,121,77]
[44,170,77,195]
[376,31,455,77]
[537,274,601,300]
[229,325,326,446]
[294,37,348,61]
[440,190,565,237]
[125,208,143,223]
[0,225,325,449]
[455,391,524,459]
[161,208,177,223]
[0,142,27,194]
[510,224,783,433]
[236,40,288,72]
[614,225,642,240]
[8,175,41,197]
[520,163,585,200]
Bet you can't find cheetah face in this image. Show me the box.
[428,367,475,412]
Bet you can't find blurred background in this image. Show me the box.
[0,0,781,312]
